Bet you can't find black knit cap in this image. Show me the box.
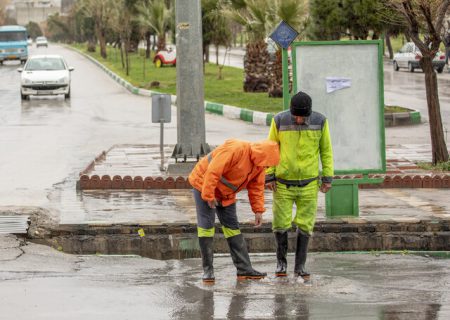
[290,91,312,117]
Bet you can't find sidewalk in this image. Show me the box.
[22,142,449,258]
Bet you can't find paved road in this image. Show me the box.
[1,235,449,320]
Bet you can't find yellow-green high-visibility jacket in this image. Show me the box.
[266,110,334,185]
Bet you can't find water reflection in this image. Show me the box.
[21,94,71,113]
[382,303,441,320]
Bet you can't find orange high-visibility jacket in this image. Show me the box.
[189,139,280,213]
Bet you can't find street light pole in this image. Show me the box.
[171,0,210,163]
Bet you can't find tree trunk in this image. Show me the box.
[94,20,107,59]
[157,32,166,52]
[243,40,269,92]
[99,29,107,59]
[268,48,283,97]
[215,44,219,65]
[203,44,209,63]
[152,34,156,51]
[120,39,125,69]
[145,31,151,59]
[385,33,394,59]
[421,56,449,164]
[125,38,130,76]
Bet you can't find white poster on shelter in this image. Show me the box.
[326,77,352,93]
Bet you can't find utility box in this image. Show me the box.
[152,94,171,123]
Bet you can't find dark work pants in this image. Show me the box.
[193,188,240,238]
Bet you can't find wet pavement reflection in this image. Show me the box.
[1,238,448,320]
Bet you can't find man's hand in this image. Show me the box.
[254,213,263,227]
[320,182,332,193]
[207,199,219,208]
[265,181,277,191]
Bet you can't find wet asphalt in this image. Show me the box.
[0,234,449,320]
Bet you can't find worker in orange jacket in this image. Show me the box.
[189,139,280,283]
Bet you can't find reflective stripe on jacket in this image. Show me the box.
[188,139,280,213]
[266,110,334,183]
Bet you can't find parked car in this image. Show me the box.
[393,42,446,73]
[35,36,48,48]
[18,54,74,100]
[153,48,176,67]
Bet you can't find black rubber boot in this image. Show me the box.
[274,231,288,277]
[199,237,215,284]
[294,229,311,280]
[226,234,267,280]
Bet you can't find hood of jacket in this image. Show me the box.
[250,140,280,167]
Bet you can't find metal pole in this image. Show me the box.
[160,120,164,171]
[282,48,290,110]
[172,0,210,162]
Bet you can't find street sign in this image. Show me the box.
[152,94,171,123]
[269,21,299,49]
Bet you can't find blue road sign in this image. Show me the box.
[269,21,299,49]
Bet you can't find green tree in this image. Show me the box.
[135,0,172,52]
[80,0,117,59]
[202,0,232,65]
[341,0,384,40]
[26,21,43,40]
[308,0,346,40]
[387,0,449,164]
[223,0,271,92]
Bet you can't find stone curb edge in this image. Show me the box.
[385,110,421,126]
[77,173,450,190]
[67,46,273,126]
[33,220,450,258]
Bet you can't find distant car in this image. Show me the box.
[18,54,74,100]
[35,36,48,48]
[393,42,445,73]
[153,48,176,67]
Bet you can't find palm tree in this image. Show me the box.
[223,0,271,92]
[135,0,172,52]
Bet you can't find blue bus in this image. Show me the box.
[0,25,28,65]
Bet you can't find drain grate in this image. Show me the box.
[0,216,30,234]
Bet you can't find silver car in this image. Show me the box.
[393,42,446,73]
[35,36,48,48]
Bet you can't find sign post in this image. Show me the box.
[152,94,171,171]
[269,21,299,111]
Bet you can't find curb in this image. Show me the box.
[69,46,273,126]
[384,110,421,126]
[31,220,450,259]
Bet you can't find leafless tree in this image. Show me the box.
[388,0,449,164]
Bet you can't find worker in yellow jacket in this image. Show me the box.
[266,91,334,280]
[189,139,280,283]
